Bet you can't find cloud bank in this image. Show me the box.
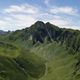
[0,1,80,31]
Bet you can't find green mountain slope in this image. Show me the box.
[31,42,77,80]
[0,41,46,80]
[0,21,80,80]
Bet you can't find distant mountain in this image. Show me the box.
[6,21,64,43]
[0,30,9,35]
[5,21,80,53]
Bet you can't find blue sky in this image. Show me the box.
[0,0,80,31]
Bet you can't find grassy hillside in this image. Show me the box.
[31,42,78,80]
[0,41,20,57]
[0,41,46,80]
[0,21,80,80]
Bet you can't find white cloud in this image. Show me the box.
[44,0,50,5]
[3,4,38,14]
[50,6,78,15]
[10,14,37,27]
[1,14,37,31]
[49,16,80,30]
[0,20,8,26]
[4,17,12,21]
[49,16,70,27]
[53,15,61,19]
[63,26,80,30]
[0,3,79,31]
[50,19,68,26]
[0,4,39,31]
[0,20,11,31]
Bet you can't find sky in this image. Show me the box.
[0,0,80,31]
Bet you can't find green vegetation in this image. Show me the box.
[31,42,77,80]
[0,21,80,80]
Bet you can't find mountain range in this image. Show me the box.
[0,30,8,35]
[0,21,80,80]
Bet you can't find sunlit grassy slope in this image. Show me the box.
[31,42,78,80]
[0,40,80,80]
[0,41,46,80]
